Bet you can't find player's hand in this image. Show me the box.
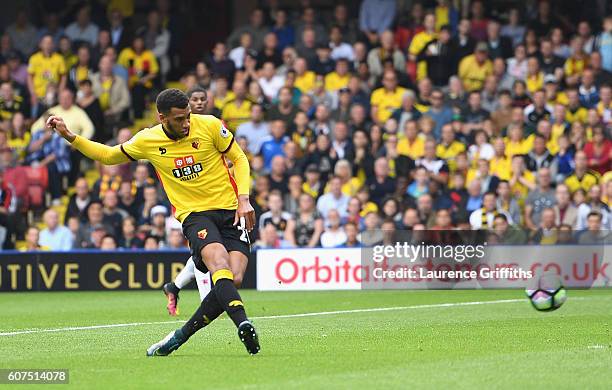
[234,195,255,232]
[46,115,76,142]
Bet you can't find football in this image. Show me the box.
[526,273,568,311]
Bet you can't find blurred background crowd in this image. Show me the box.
[0,0,610,251]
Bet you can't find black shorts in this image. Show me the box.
[182,209,251,273]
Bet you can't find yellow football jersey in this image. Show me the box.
[27,52,67,98]
[121,114,238,222]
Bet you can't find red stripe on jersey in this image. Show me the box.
[221,156,238,199]
[154,169,176,216]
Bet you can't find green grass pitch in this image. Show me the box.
[0,289,611,389]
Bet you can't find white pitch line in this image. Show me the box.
[0,298,525,337]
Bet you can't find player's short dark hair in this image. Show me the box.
[156,88,189,114]
[186,85,207,99]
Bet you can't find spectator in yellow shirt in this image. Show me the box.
[504,123,534,157]
[509,154,536,201]
[370,70,407,123]
[564,36,588,87]
[212,76,235,111]
[293,57,315,93]
[489,137,512,181]
[458,42,493,92]
[324,58,350,92]
[525,57,544,95]
[408,13,437,81]
[564,151,601,193]
[436,123,466,171]
[221,79,252,132]
[396,119,424,159]
[27,35,67,117]
[565,88,588,124]
[544,78,569,106]
[117,36,159,118]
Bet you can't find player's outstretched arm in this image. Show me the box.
[225,141,255,231]
[46,115,130,165]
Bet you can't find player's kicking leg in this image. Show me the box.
[147,211,258,356]
[163,257,210,315]
[147,247,258,356]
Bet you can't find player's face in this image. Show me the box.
[162,106,191,139]
[189,92,207,114]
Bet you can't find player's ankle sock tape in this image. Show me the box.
[180,291,224,338]
[214,279,248,327]
[211,269,234,285]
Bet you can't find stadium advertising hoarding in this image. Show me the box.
[0,250,257,291]
[257,244,610,291]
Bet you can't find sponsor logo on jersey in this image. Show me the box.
[172,155,202,181]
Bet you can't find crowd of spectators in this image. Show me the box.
[0,0,611,251]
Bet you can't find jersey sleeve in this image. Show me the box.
[121,129,149,161]
[209,116,234,153]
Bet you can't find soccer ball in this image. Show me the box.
[525,273,567,312]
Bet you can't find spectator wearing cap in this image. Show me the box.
[459,42,493,92]
[148,205,169,246]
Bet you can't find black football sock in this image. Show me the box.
[179,289,224,340]
[211,269,248,327]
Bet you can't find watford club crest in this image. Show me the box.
[197,229,208,240]
[191,141,199,149]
